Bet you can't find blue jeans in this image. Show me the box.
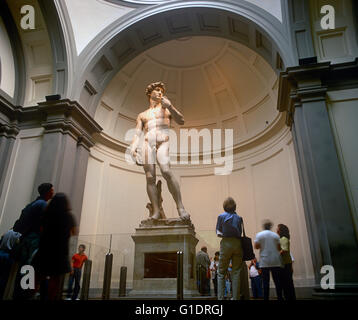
[250,275,263,298]
[67,268,81,300]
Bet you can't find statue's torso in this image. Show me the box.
[141,106,171,145]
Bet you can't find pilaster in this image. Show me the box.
[278,60,358,297]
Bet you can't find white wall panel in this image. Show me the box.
[0,16,15,97]
[0,129,43,235]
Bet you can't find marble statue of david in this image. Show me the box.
[130,81,190,221]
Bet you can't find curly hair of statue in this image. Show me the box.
[145,81,166,98]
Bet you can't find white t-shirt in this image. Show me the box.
[210,260,219,280]
[254,230,282,268]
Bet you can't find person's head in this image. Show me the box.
[214,251,219,261]
[78,244,86,254]
[277,224,290,239]
[201,246,207,253]
[38,183,54,201]
[46,193,71,215]
[262,219,273,230]
[251,257,257,264]
[145,81,166,102]
[223,197,236,213]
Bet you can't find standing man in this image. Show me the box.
[196,246,211,295]
[216,197,243,300]
[129,81,190,221]
[13,183,54,241]
[66,244,88,300]
[12,183,54,300]
[254,220,283,300]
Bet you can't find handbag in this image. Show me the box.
[240,217,255,261]
[206,267,211,279]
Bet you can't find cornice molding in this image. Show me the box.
[0,123,20,139]
[37,99,103,150]
[0,97,102,149]
[278,58,358,127]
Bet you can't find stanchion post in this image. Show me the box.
[2,262,19,300]
[80,259,92,300]
[102,253,113,300]
[119,266,127,297]
[177,251,184,300]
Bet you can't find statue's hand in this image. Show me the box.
[161,96,171,109]
[130,148,137,159]
[130,148,143,166]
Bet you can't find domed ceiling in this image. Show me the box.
[95,36,280,150]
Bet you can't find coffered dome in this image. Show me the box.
[95,36,280,149]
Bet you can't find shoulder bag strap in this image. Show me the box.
[241,216,246,238]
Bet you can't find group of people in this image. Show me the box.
[196,247,250,300]
[197,197,296,300]
[254,220,296,300]
[1,182,296,301]
[0,183,87,300]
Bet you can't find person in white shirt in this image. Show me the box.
[248,258,263,298]
[254,220,283,300]
[210,251,220,296]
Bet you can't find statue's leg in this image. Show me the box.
[144,164,161,220]
[143,142,161,220]
[157,142,190,221]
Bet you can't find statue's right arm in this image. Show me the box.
[130,114,143,157]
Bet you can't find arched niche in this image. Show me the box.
[73,1,297,116]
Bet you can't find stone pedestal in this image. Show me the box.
[129,218,199,297]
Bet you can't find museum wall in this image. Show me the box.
[6,0,53,107]
[310,0,358,63]
[0,16,16,98]
[62,0,283,57]
[327,88,358,238]
[79,124,315,288]
[63,0,134,55]
[0,128,44,235]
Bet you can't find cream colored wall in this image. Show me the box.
[0,128,44,235]
[0,16,16,98]
[310,0,358,63]
[63,0,134,55]
[327,88,358,239]
[80,125,315,288]
[7,0,53,107]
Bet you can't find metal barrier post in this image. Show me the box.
[2,262,19,300]
[119,266,127,297]
[102,253,113,300]
[80,259,92,300]
[177,251,183,300]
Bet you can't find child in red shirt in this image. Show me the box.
[66,244,88,300]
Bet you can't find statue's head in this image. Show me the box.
[145,81,166,101]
